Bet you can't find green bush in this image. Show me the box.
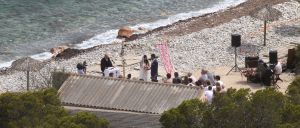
[294,45,300,74]
[286,76,300,105]
[160,88,300,128]
[0,88,109,128]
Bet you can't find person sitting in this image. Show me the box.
[187,72,196,83]
[214,82,226,93]
[215,75,225,88]
[172,72,182,84]
[187,78,196,87]
[164,73,172,83]
[101,54,113,75]
[182,76,189,85]
[204,86,214,104]
[274,61,283,83]
[195,80,202,87]
[127,74,132,80]
[214,86,226,94]
[204,80,211,91]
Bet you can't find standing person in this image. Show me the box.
[207,71,215,86]
[150,54,158,82]
[139,55,147,80]
[199,69,208,83]
[274,61,283,82]
[76,63,85,75]
[83,61,87,74]
[204,86,214,104]
[172,72,182,84]
[141,59,150,81]
[100,54,113,75]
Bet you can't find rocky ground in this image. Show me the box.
[0,0,299,92]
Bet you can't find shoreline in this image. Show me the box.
[2,0,288,71]
[0,0,290,73]
[0,0,248,70]
[45,0,290,59]
[0,0,299,92]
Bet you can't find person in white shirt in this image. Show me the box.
[214,82,226,93]
[187,78,196,87]
[215,75,225,89]
[274,61,283,82]
[164,73,172,83]
[187,72,196,83]
[204,86,214,104]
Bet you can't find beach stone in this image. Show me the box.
[117,26,134,38]
[50,45,68,57]
[55,48,82,59]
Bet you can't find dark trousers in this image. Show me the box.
[275,74,283,82]
[151,76,158,82]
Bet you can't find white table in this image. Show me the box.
[104,67,120,78]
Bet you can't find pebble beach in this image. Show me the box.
[0,0,299,92]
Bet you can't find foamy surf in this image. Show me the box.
[0,0,246,69]
[30,52,53,61]
[76,0,246,49]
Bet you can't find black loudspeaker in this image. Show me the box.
[231,34,241,47]
[269,50,278,64]
[287,48,296,69]
[245,56,259,68]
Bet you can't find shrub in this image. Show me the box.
[286,76,300,105]
[160,88,300,128]
[0,88,109,128]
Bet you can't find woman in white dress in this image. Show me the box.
[142,59,150,81]
[139,55,147,80]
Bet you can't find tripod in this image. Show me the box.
[227,47,242,75]
[271,72,280,89]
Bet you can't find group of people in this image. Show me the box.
[77,53,226,104]
[160,69,226,104]
[245,59,283,86]
[76,53,159,82]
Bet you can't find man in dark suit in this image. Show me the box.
[150,54,158,82]
[101,54,113,75]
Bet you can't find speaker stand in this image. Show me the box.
[227,47,242,75]
[271,74,280,89]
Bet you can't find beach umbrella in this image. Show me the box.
[11,57,45,91]
[253,5,282,46]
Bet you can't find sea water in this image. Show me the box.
[0,0,245,68]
